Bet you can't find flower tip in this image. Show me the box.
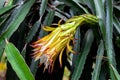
[60,63,62,68]
[30,44,34,47]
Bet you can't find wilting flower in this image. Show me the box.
[32,14,98,72]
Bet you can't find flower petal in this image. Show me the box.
[59,47,65,67]
[42,26,56,31]
[67,41,76,54]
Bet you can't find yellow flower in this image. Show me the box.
[0,53,7,79]
[0,62,7,72]
[32,14,98,72]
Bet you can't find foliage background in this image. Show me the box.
[0,0,120,80]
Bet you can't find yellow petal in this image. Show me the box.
[42,26,56,31]
[67,41,76,54]
[58,19,63,27]
[66,16,82,23]
[59,47,65,67]
[66,48,71,60]
[60,21,75,30]
[33,52,43,61]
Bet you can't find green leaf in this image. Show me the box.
[79,0,95,13]
[5,0,13,6]
[0,0,35,40]
[71,29,94,80]
[5,41,34,80]
[105,0,116,79]
[39,11,55,38]
[99,68,107,80]
[110,64,120,80]
[26,22,40,43]
[105,0,115,68]
[43,10,55,26]
[72,27,81,72]
[0,0,5,8]
[0,0,35,57]
[55,11,67,21]
[93,0,105,20]
[26,22,40,75]
[30,59,39,76]
[74,27,81,52]
[72,0,89,14]
[73,0,84,3]
[26,6,54,44]
[0,5,16,15]
[114,5,120,11]
[113,16,120,34]
[92,40,104,80]
[0,14,10,27]
[59,0,85,15]
[39,0,48,16]
[94,0,106,39]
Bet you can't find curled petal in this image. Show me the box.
[59,47,65,67]
[43,26,56,31]
[67,41,76,54]
[66,48,71,60]
[58,19,63,27]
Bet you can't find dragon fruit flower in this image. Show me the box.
[32,14,98,72]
